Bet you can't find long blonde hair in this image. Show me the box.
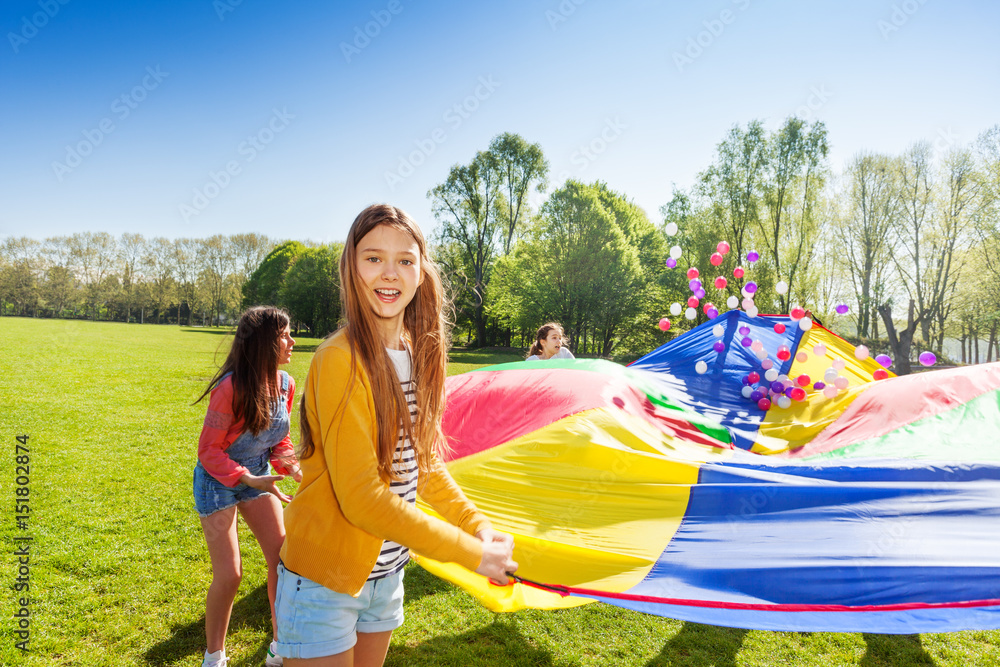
[298,204,450,481]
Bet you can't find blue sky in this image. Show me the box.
[1,0,998,244]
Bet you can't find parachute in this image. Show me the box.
[416,310,1000,633]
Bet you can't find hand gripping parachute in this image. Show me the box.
[415,311,1000,632]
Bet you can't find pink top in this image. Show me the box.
[197,374,297,487]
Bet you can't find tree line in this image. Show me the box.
[662,119,1000,370]
[0,232,275,326]
[4,124,999,368]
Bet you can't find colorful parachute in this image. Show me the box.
[416,310,1000,633]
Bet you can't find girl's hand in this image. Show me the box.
[289,466,303,483]
[475,529,517,585]
[239,473,293,503]
[476,528,514,550]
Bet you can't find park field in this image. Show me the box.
[1,317,999,666]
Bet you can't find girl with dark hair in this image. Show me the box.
[527,322,575,360]
[193,305,302,667]
[275,204,516,666]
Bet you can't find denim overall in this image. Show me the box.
[192,371,291,517]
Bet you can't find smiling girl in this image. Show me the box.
[275,204,516,666]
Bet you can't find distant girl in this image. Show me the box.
[275,204,516,666]
[526,322,576,361]
[193,306,302,667]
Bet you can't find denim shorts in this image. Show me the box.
[274,562,405,659]
[192,459,268,517]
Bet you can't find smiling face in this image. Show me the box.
[277,324,295,365]
[355,224,422,348]
[539,328,564,359]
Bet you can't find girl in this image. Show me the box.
[193,306,302,667]
[275,204,516,666]
[526,322,575,361]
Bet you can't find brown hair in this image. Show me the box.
[528,322,567,358]
[298,204,450,481]
[196,306,290,436]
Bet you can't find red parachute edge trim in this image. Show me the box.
[509,575,1000,613]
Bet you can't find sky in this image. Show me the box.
[1,0,998,245]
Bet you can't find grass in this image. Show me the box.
[0,317,997,666]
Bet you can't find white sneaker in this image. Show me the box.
[265,640,283,667]
[202,649,228,667]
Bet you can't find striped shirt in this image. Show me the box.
[367,345,418,580]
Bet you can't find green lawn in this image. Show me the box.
[1,317,997,666]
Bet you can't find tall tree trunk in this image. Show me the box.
[988,322,997,363]
[878,299,922,376]
[472,306,487,348]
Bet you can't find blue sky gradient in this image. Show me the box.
[2,0,998,243]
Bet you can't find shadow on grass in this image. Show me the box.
[860,634,938,666]
[645,622,749,667]
[448,349,527,365]
[181,327,234,337]
[403,562,455,605]
[385,618,557,667]
[143,583,271,666]
[179,328,322,354]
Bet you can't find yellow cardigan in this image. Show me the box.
[280,329,491,595]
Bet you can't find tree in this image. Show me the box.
[759,119,829,312]
[41,236,77,317]
[198,235,238,326]
[242,240,306,308]
[488,133,549,254]
[144,237,178,323]
[230,233,274,297]
[0,237,41,316]
[69,232,117,320]
[892,141,935,347]
[491,181,645,357]
[927,147,984,351]
[837,153,899,338]
[119,232,146,323]
[173,238,200,326]
[281,243,343,336]
[42,265,78,317]
[430,152,504,346]
[698,120,769,269]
